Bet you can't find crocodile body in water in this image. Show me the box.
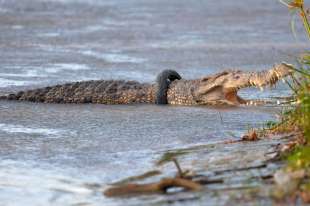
[0,63,293,106]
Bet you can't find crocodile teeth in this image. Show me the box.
[275,71,281,78]
[259,87,264,91]
[282,79,286,83]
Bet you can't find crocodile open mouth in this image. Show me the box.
[224,89,247,105]
[226,63,294,105]
[231,76,288,105]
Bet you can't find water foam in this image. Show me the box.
[0,123,75,138]
[45,63,91,73]
[0,70,46,78]
[0,78,35,87]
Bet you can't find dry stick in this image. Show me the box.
[104,178,202,197]
[172,158,184,177]
[218,111,224,125]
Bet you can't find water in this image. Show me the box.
[0,0,307,205]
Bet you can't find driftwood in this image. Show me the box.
[104,177,202,197]
[104,158,203,197]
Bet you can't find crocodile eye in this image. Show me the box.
[235,76,240,79]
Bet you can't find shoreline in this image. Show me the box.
[103,131,301,205]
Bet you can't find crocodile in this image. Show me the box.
[0,63,294,106]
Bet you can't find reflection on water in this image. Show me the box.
[0,0,306,205]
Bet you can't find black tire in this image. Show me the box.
[155,70,182,104]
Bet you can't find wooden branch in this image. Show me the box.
[104,177,202,197]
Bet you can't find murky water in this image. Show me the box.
[0,0,307,205]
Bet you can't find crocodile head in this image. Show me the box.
[194,63,294,105]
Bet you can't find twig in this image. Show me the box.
[110,170,161,186]
[290,74,302,87]
[172,158,184,177]
[213,164,267,175]
[218,111,224,124]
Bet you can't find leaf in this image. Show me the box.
[290,10,298,39]
[279,0,293,7]
[279,0,303,9]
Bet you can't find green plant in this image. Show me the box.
[280,0,310,39]
[288,146,310,169]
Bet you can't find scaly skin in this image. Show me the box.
[0,63,294,106]
[1,80,155,104]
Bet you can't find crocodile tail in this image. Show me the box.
[0,80,152,104]
[155,70,182,104]
[0,92,25,101]
[0,88,50,102]
[0,95,8,100]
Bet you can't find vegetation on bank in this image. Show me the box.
[279,0,309,167]
[269,0,310,202]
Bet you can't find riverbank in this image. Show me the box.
[103,131,301,205]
